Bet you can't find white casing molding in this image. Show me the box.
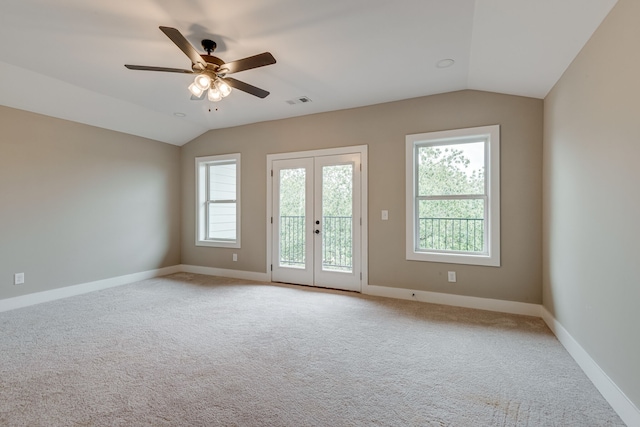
[540,307,640,427]
[0,265,181,313]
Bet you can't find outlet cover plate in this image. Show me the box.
[14,273,25,285]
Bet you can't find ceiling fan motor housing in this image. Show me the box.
[201,39,217,54]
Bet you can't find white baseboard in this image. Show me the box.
[362,283,542,317]
[0,265,181,313]
[0,265,265,313]
[179,264,269,282]
[540,307,640,427]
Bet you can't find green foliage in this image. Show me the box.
[321,165,353,270]
[278,164,354,270]
[279,168,306,216]
[417,144,486,252]
[418,145,484,194]
[279,168,306,266]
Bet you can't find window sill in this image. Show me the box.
[406,250,500,267]
[196,240,240,249]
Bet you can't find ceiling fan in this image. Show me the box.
[125,26,276,101]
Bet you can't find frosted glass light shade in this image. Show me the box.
[188,83,204,97]
[194,74,212,90]
[208,87,223,102]
[217,80,232,97]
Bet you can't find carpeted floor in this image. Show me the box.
[0,273,625,426]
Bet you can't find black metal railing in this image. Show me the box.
[322,216,352,271]
[279,215,352,270]
[419,217,484,252]
[279,216,484,269]
[279,216,306,267]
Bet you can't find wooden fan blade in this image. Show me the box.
[125,64,194,74]
[221,52,276,75]
[159,26,207,70]
[223,77,270,98]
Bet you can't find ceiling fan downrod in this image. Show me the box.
[201,39,216,55]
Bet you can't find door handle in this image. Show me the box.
[315,229,320,234]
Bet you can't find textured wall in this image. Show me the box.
[182,90,543,303]
[0,106,181,299]
[543,0,640,410]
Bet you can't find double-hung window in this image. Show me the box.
[196,153,241,248]
[405,125,500,266]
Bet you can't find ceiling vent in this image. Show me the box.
[286,96,312,105]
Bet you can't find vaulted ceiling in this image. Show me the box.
[0,0,617,145]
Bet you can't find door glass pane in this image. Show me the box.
[279,168,306,268]
[322,164,353,272]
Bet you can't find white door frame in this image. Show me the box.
[266,145,368,291]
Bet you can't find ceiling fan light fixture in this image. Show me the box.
[188,82,205,97]
[208,87,223,102]
[194,74,212,90]
[215,79,232,98]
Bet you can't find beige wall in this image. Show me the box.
[543,0,640,409]
[0,106,181,299]
[182,90,543,303]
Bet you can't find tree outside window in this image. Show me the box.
[406,125,500,267]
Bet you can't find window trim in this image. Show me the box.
[196,153,241,248]
[405,125,500,267]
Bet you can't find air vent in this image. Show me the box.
[286,96,313,105]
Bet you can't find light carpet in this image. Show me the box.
[0,273,625,426]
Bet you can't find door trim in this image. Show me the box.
[266,145,368,291]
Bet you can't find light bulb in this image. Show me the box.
[194,74,211,90]
[207,87,222,102]
[217,80,232,97]
[188,82,204,97]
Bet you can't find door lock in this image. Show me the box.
[315,229,320,234]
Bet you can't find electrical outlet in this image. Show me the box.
[232,253,238,262]
[447,271,456,283]
[381,210,389,220]
[14,272,25,285]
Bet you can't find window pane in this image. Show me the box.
[417,199,485,252]
[322,164,353,272]
[279,168,306,268]
[208,162,236,201]
[417,141,485,196]
[208,202,236,240]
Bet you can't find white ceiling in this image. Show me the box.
[0,0,617,146]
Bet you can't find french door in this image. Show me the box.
[271,152,361,292]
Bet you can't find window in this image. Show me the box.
[405,125,500,266]
[196,153,241,248]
